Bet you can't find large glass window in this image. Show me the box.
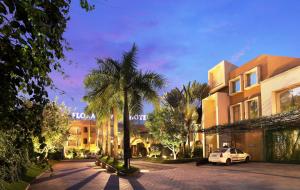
[232,80,241,93]
[233,105,241,122]
[246,72,257,87]
[279,86,300,112]
[247,100,258,119]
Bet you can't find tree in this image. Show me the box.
[182,81,209,153]
[146,108,184,160]
[84,67,123,158]
[84,44,165,169]
[164,81,209,156]
[33,101,70,159]
[84,94,111,155]
[0,0,93,182]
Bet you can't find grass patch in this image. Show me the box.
[1,160,59,190]
[98,156,139,175]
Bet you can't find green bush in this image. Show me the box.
[48,150,63,160]
[149,145,162,158]
[192,146,203,158]
[0,130,31,182]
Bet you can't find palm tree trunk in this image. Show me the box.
[107,115,111,156]
[123,90,131,169]
[113,107,118,158]
[187,126,191,156]
[182,141,186,156]
[102,121,107,155]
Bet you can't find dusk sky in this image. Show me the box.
[49,0,300,113]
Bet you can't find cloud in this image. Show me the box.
[229,45,251,63]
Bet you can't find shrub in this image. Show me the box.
[193,146,203,158]
[140,147,148,157]
[48,149,63,160]
[149,146,161,158]
[0,130,31,182]
[161,147,172,157]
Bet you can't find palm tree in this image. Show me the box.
[84,94,111,155]
[164,81,209,156]
[84,44,165,169]
[84,76,122,157]
[182,81,209,154]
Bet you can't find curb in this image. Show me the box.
[25,170,49,190]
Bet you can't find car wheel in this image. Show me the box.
[245,156,250,163]
[225,158,231,166]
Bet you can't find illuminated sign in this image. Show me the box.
[129,115,147,121]
[71,112,96,120]
[71,112,147,121]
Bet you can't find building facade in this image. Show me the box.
[201,55,300,161]
[64,120,100,158]
[64,115,152,158]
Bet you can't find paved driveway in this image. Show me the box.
[29,160,300,190]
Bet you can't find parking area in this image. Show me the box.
[29,160,300,190]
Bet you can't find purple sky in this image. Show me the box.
[49,0,300,113]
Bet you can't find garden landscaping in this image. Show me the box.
[96,156,139,176]
[0,160,58,190]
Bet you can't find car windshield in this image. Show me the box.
[213,148,228,153]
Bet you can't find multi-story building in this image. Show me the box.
[64,114,152,158]
[201,55,300,161]
[64,120,100,157]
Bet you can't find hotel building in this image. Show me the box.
[64,120,100,157]
[201,55,300,161]
[64,115,152,158]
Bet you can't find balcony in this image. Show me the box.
[208,61,237,93]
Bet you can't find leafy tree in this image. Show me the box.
[146,108,184,160]
[84,44,165,169]
[33,101,70,159]
[0,101,43,182]
[0,0,93,182]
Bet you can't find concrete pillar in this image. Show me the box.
[202,132,206,158]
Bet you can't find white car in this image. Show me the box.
[208,147,250,165]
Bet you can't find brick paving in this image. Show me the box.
[29,160,300,190]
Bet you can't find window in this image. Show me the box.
[83,127,88,133]
[230,148,236,154]
[229,76,242,95]
[247,99,258,119]
[213,148,228,153]
[232,105,241,122]
[83,138,88,144]
[232,80,241,93]
[245,72,257,87]
[279,86,300,113]
[236,149,243,154]
[244,66,260,89]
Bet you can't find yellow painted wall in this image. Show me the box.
[208,61,237,93]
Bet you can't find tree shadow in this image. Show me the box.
[65,171,102,190]
[127,177,145,190]
[104,174,119,190]
[103,173,146,190]
[32,167,91,184]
